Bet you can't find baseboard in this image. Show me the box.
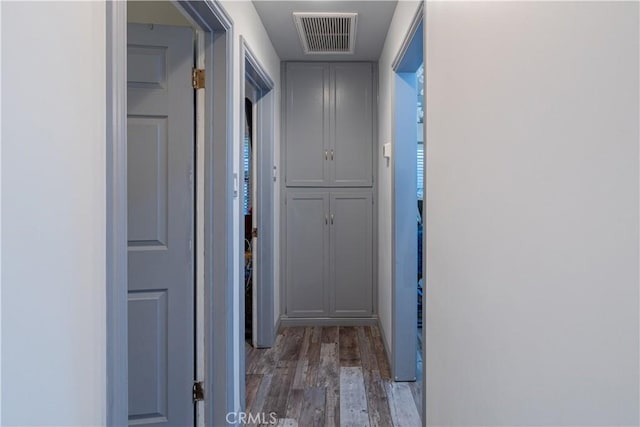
[279,315,379,327]
[377,317,394,380]
[274,316,283,335]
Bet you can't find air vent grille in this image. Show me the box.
[293,13,358,54]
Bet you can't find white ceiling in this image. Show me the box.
[252,0,398,61]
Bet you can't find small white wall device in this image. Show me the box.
[383,142,392,159]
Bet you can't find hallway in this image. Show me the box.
[2,2,638,426]
[245,326,421,426]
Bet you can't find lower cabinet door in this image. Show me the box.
[329,192,373,316]
[285,192,330,317]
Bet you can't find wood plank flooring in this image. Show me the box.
[245,326,422,427]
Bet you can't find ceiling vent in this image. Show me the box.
[293,12,358,55]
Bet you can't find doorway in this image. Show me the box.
[106,1,235,426]
[390,1,425,422]
[244,93,256,346]
[126,5,204,426]
[126,7,196,425]
[239,37,276,410]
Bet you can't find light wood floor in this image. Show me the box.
[245,326,422,427]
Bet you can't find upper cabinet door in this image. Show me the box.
[331,63,373,187]
[285,62,374,188]
[285,63,330,186]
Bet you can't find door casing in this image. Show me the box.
[238,36,276,410]
[106,1,235,426]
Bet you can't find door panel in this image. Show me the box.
[286,192,329,317]
[331,64,373,187]
[127,117,168,247]
[330,192,373,316]
[127,23,194,427]
[128,291,169,424]
[285,63,329,186]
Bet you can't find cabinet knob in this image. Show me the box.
[330,149,334,160]
[325,214,328,225]
[331,213,334,225]
[325,150,328,160]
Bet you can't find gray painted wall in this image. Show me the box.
[424,2,639,425]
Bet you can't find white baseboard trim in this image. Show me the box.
[274,316,282,335]
[377,317,394,379]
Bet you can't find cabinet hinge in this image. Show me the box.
[193,381,205,402]
[192,68,205,89]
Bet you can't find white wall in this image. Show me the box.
[377,0,422,357]
[425,2,639,425]
[0,3,4,421]
[1,2,107,425]
[219,0,281,413]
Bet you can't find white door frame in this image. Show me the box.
[390,0,426,422]
[105,1,235,425]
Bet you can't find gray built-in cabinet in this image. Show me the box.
[285,62,373,187]
[283,62,375,319]
[286,191,373,317]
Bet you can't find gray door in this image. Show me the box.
[285,63,329,187]
[127,23,194,427]
[330,192,373,316]
[331,63,373,187]
[286,192,329,317]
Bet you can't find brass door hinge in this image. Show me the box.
[192,68,205,89]
[193,381,205,402]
